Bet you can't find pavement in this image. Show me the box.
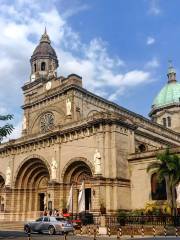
[0,231,180,240]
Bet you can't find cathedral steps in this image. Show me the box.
[0,221,25,231]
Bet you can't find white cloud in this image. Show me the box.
[108,71,151,101]
[148,0,161,15]
[146,36,155,45]
[0,0,153,138]
[145,58,159,68]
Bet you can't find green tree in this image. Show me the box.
[0,114,14,142]
[147,148,180,216]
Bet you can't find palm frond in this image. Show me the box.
[0,114,13,121]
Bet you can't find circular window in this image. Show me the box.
[40,113,54,133]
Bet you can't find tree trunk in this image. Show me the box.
[170,184,174,216]
[170,184,177,216]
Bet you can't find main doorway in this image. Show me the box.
[85,188,91,211]
[39,193,45,211]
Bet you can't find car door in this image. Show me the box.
[33,217,43,232]
[42,217,50,232]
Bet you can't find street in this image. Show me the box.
[0,231,180,240]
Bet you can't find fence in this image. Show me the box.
[78,214,180,226]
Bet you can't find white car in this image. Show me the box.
[24,216,74,235]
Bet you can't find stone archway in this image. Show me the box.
[62,159,93,213]
[0,175,5,212]
[13,157,50,219]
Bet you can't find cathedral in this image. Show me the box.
[0,30,180,221]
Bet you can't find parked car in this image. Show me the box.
[24,216,74,235]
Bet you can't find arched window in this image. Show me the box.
[34,63,36,72]
[41,62,46,71]
[151,173,167,200]
[162,118,166,127]
[167,116,171,127]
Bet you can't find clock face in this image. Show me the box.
[40,113,54,133]
[46,81,52,90]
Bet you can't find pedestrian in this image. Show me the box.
[49,210,52,216]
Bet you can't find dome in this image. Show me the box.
[30,30,58,67]
[152,81,180,109]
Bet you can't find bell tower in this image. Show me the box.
[30,28,59,82]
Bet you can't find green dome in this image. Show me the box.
[152,82,180,109]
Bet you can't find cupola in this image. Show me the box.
[30,28,59,82]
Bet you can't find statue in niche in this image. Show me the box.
[93,149,102,175]
[22,116,27,130]
[5,166,11,186]
[51,157,58,180]
[176,183,180,204]
[66,98,72,116]
[44,194,47,209]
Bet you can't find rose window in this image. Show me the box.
[40,113,54,133]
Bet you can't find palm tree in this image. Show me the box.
[0,114,14,142]
[147,148,180,216]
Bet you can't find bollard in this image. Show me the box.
[88,225,91,236]
[175,227,178,237]
[164,226,167,237]
[64,232,67,240]
[93,228,97,240]
[80,225,83,235]
[117,227,121,239]
[96,226,99,235]
[153,226,156,238]
[108,226,111,237]
[131,226,134,238]
[141,225,144,237]
[27,232,31,240]
[119,227,122,237]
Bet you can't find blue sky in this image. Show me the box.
[0,0,180,139]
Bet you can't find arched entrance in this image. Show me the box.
[0,175,5,211]
[63,160,93,212]
[14,158,50,218]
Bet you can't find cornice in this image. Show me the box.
[0,113,135,155]
[135,129,179,147]
[23,83,180,138]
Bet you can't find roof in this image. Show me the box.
[152,81,180,109]
[30,30,58,66]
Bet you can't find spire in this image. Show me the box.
[167,60,176,83]
[40,27,51,44]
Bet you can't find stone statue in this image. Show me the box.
[176,183,180,204]
[51,157,58,180]
[93,149,102,175]
[66,98,72,116]
[22,116,26,130]
[44,194,47,208]
[5,166,11,186]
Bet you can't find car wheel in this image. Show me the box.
[24,226,31,234]
[48,226,55,235]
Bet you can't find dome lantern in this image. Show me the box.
[167,60,176,83]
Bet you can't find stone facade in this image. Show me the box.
[0,31,180,221]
